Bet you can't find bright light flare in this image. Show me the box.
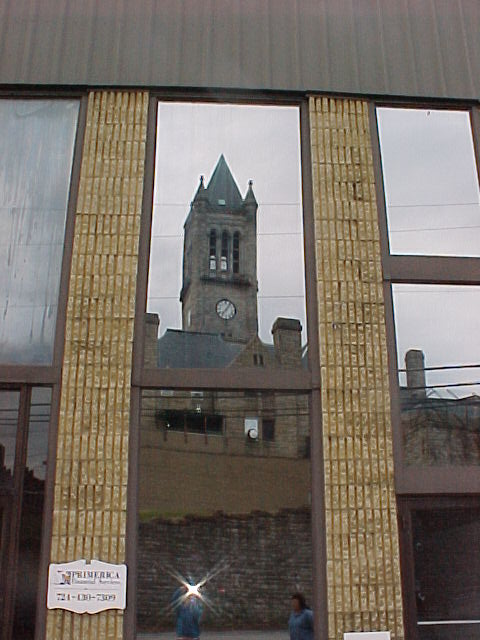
[185,582,202,599]
[161,559,230,617]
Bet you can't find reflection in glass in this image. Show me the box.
[0,100,79,364]
[377,108,480,256]
[0,391,20,483]
[13,387,51,639]
[137,389,312,633]
[146,103,307,369]
[413,508,480,640]
[392,284,480,465]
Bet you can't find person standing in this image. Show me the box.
[172,585,203,640]
[288,592,314,640]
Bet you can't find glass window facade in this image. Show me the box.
[138,389,311,633]
[412,508,480,640]
[145,102,306,369]
[0,387,52,640]
[0,100,79,364]
[377,108,480,257]
[138,101,313,637]
[392,284,480,466]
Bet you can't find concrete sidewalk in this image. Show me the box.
[138,632,288,640]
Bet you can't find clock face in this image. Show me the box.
[216,298,236,320]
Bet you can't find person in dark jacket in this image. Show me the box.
[288,592,314,640]
[172,584,203,640]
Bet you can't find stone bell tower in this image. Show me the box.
[180,154,258,342]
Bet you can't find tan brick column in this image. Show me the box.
[309,97,404,639]
[47,91,148,639]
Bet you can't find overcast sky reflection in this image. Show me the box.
[147,102,306,345]
[377,107,480,257]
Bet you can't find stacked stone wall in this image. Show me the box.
[137,508,312,631]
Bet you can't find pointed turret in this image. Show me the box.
[206,154,243,210]
[243,179,257,205]
[192,174,208,203]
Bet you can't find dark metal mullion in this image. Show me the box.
[382,281,405,486]
[396,500,420,640]
[470,107,480,197]
[0,365,59,386]
[301,98,328,640]
[3,385,31,640]
[52,95,88,370]
[387,254,480,284]
[131,95,158,388]
[139,367,312,391]
[34,382,60,640]
[124,385,141,640]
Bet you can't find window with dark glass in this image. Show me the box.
[233,231,240,274]
[209,229,217,271]
[0,387,52,640]
[221,231,229,271]
[262,418,275,441]
[411,507,480,640]
[0,100,79,364]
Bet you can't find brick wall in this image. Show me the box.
[137,508,312,631]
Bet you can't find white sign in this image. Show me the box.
[344,634,391,640]
[47,559,127,614]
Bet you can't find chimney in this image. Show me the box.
[272,318,302,368]
[405,349,427,400]
[144,313,160,368]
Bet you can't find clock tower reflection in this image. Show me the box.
[179,154,258,342]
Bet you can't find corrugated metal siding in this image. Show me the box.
[0,0,479,99]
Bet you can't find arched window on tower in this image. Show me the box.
[221,231,229,271]
[233,232,240,274]
[209,229,217,271]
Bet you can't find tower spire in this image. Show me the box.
[244,179,257,205]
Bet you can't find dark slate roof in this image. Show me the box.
[206,155,243,210]
[157,329,244,368]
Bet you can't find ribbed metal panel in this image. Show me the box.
[0,0,479,99]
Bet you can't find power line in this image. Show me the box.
[391,224,480,233]
[388,202,479,209]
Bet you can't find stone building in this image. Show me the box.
[402,349,480,466]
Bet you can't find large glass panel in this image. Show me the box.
[412,508,480,640]
[377,108,480,256]
[0,390,20,487]
[392,284,480,465]
[145,102,307,369]
[137,389,312,637]
[13,387,51,639]
[0,100,79,364]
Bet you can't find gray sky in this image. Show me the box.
[377,108,480,256]
[147,102,306,345]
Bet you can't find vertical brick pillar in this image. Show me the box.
[47,91,148,640]
[309,97,404,639]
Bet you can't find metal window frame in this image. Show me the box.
[125,92,327,640]
[369,101,480,496]
[397,494,480,640]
